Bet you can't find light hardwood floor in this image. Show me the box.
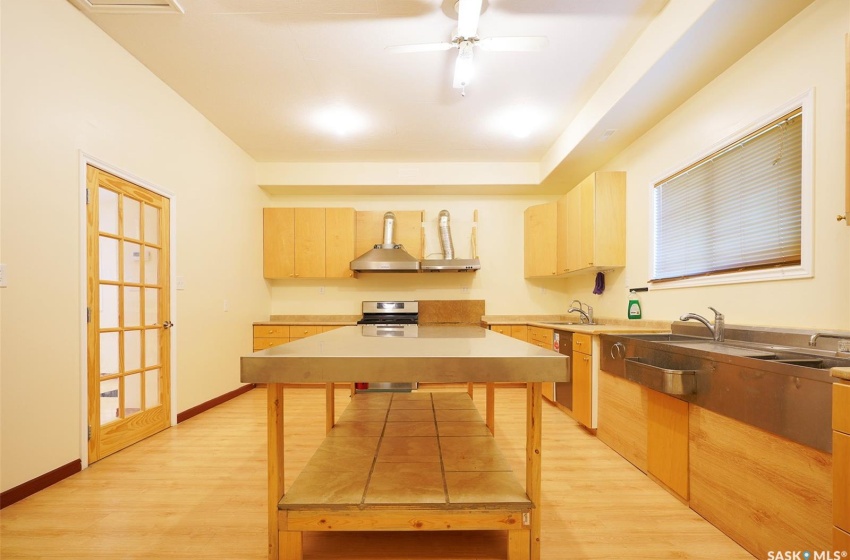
[0,386,753,559]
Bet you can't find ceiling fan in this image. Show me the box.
[386,0,548,96]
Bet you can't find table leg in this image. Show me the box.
[268,384,285,560]
[467,382,474,397]
[325,383,335,434]
[526,382,542,560]
[486,382,495,435]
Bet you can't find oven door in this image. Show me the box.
[355,324,418,392]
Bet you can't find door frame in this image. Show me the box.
[78,152,178,469]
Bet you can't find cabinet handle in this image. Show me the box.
[583,356,590,362]
[576,340,583,346]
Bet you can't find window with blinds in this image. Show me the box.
[651,108,803,284]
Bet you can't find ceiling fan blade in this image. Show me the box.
[477,36,549,52]
[385,42,454,53]
[456,0,482,38]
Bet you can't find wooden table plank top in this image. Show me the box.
[280,392,532,512]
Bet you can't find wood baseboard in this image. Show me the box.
[177,383,256,423]
[1,459,82,509]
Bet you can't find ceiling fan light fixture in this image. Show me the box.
[453,42,475,89]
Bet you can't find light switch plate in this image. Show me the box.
[0,263,6,287]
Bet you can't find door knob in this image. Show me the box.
[163,320,174,329]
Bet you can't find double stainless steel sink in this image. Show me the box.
[600,326,849,452]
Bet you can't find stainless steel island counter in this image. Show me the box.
[241,325,569,560]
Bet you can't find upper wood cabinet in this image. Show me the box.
[263,207,356,279]
[556,171,626,275]
[527,171,625,279]
[524,201,557,278]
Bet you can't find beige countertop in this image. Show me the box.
[241,325,569,384]
[481,315,670,335]
[256,315,359,326]
[832,367,850,381]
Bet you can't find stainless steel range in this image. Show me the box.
[355,301,419,392]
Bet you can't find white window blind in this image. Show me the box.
[652,109,802,283]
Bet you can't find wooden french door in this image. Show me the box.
[86,165,172,463]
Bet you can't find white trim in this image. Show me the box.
[647,89,815,291]
[78,152,178,471]
[68,0,184,15]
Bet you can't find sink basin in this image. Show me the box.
[665,340,778,359]
[545,321,600,326]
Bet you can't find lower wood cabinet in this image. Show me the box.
[253,325,290,351]
[834,381,850,549]
[689,406,832,558]
[646,390,688,500]
[572,333,592,428]
[597,370,648,472]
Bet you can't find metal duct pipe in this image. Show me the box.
[381,212,396,248]
[438,210,454,260]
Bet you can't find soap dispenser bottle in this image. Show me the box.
[628,289,643,320]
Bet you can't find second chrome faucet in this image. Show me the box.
[680,307,725,342]
[568,299,594,324]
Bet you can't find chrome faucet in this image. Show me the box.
[679,307,725,342]
[809,332,850,349]
[568,299,594,324]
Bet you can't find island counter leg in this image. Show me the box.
[325,383,335,434]
[526,381,543,560]
[268,384,285,560]
[486,382,495,435]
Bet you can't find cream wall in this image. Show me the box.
[563,0,850,330]
[263,194,573,316]
[0,0,267,491]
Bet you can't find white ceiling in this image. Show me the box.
[69,0,815,193]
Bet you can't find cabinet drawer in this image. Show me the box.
[511,325,528,341]
[254,325,290,338]
[528,326,553,346]
[253,337,289,351]
[289,325,321,339]
[490,325,510,336]
[572,333,592,353]
[835,382,850,434]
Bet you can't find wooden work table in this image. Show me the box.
[241,325,569,560]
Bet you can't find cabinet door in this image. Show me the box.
[510,325,528,341]
[565,187,582,272]
[524,202,557,277]
[579,177,595,267]
[294,208,325,278]
[835,431,850,533]
[490,325,510,336]
[647,390,689,499]
[542,382,555,402]
[263,208,295,279]
[556,194,570,274]
[593,171,626,268]
[597,370,648,472]
[572,351,592,427]
[325,208,356,278]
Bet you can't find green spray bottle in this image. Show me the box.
[628,288,647,319]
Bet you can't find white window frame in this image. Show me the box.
[648,90,814,290]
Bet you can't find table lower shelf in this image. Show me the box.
[277,391,533,558]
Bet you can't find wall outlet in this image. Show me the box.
[839,340,850,353]
[223,299,229,312]
[0,263,6,288]
[176,276,185,290]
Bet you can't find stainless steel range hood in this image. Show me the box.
[420,257,481,272]
[420,210,481,272]
[350,212,420,272]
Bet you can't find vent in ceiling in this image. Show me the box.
[69,0,184,14]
